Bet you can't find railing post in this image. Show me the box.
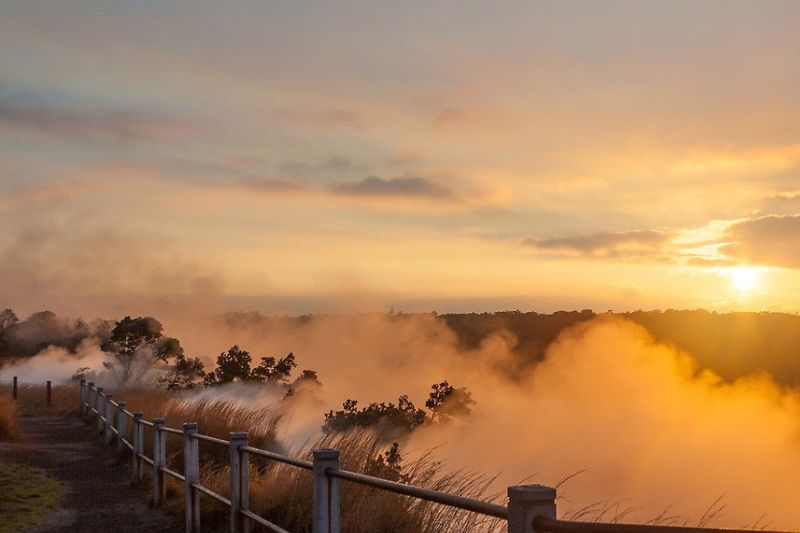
[104,393,115,444]
[229,432,249,533]
[508,485,557,533]
[132,411,143,483]
[117,401,127,453]
[95,387,105,434]
[152,417,166,505]
[312,448,340,533]
[79,379,86,414]
[46,380,52,407]
[183,423,201,533]
[12,376,17,400]
[86,383,94,419]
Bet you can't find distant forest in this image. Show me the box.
[441,309,800,386]
[2,308,800,387]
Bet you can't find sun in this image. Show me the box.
[728,267,760,294]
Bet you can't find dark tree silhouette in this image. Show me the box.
[322,395,427,435]
[204,345,252,385]
[425,381,475,423]
[251,352,297,384]
[102,316,183,386]
[159,353,206,390]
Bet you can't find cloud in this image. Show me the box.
[239,178,306,193]
[0,93,186,142]
[524,229,670,259]
[720,214,800,268]
[330,175,457,201]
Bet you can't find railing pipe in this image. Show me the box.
[152,417,167,505]
[104,393,115,444]
[312,448,340,533]
[508,485,557,533]
[116,401,127,453]
[132,411,143,483]
[230,432,250,533]
[12,376,17,400]
[183,423,201,533]
[95,387,105,434]
[46,380,52,407]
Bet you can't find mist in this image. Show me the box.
[5,309,800,528]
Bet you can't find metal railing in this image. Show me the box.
[71,380,795,533]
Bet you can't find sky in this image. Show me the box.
[2,1,800,317]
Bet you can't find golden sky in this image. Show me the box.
[1,1,799,316]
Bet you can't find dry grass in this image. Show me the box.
[0,399,17,441]
[99,387,505,533]
[0,383,80,418]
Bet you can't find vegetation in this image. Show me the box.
[95,389,503,533]
[0,463,63,532]
[0,401,17,441]
[322,381,474,438]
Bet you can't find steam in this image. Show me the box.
[0,338,106,383]
[162,312,800,528]
[4,310,800,528]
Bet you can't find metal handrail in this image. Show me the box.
[534,516,795,533]
[240,445,313,470]
[139,419,154,428]
[191,482,231,507]
[160,426,183,436]
[240,509,290,533]
[159,465,186,482]
[327,467,508,519]
[191,433,230,446]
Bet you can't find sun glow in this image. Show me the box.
[728,267,760,294]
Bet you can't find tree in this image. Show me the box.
[251,353,296,384]
[0,308,18,330]
[203,345,252,385]
[283,369,322,399]
[102,316,182,386]
[159,353,206,390]
[322,395,427,436]
[425,381,475,423]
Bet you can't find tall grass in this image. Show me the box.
[0,396,17,441]
[99,388,505,532]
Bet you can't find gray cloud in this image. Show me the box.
[0,94,184,142]
[524,229,670,259]
[330,175,456,200]
[721,214,800,268]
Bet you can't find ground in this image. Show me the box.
[0,415,179,532]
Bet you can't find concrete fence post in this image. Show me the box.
[95,387,105,434]
[86,383,94,418]
[12,376,17,400]
[117,401,127,453]
[79,379,86,414]
[507,485,557,533]
[229,432,250,533]
[46,380,52,407]
[183,423,201,533]
[104,393,115,444]
[132,412,143,483]
[152,417,166,505]
[312,448,340,533]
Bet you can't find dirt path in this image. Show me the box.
[0,415,179,532]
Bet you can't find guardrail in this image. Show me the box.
[66,379,795,533]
